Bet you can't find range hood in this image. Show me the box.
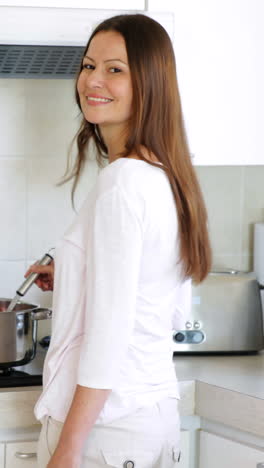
[0,6,174,78]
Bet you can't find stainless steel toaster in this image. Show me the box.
[172,271,264,354]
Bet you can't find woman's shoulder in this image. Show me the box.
[97,153,165,196]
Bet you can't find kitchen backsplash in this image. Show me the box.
[196,166,264,273]
[1,79,264,336]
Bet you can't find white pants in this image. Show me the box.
[37,397,181,467]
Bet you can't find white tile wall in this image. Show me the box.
[195,166,244,262]
[0,261,26,298]
[0,80,25,156]
[195,166,264,272]
[27,157,75,258]
[0,78,99,308]
[24,80,80,158]
[0,159,27,260]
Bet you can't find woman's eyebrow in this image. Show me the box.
[84,55,128,65]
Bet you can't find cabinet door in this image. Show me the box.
[5,441,37,468]
[179,430,190,467]
[3,434,192,467]
[0,0,145,8]
[0,444,4,468]
[173,0,263,165]
[199,431,264,468]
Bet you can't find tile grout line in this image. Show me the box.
[24,80,29,273]
[25,157,29,272]
[239,166,246,270]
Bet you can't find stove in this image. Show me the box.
[0,342,47,388]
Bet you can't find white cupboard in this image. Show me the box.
[0,0,145,8]
[0,444,4,468]
[179,430,191,467]
[0,434,191,468]
[172,0,263,166]
[199,431,264,468]
[5,441,37,468]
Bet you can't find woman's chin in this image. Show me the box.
[85,116,105,126]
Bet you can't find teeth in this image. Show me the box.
[87,97,112,103]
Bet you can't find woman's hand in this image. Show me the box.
[24,261,54,291]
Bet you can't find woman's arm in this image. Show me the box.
[47,385,111,468]
[47,187,143,467]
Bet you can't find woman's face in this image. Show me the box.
[77,31,133,133]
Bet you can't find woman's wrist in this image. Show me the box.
[47,446,81,468]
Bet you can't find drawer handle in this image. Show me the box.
[256,464,264,468]
[15,451,37,459]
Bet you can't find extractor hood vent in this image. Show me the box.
[0,7,174,79]
[0,45,85,78]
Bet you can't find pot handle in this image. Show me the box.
[31,308,52,320]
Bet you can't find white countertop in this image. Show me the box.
[1,351,264,437]
[174,350,264,400]
[173,351,264,438]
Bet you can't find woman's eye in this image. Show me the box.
[82,64,94,70]
[109,67,122,73]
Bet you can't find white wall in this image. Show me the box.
[0,78,99,337]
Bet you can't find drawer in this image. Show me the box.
[5,440,37,468]
[0,443,4,468]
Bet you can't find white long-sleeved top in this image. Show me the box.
[34,157,191,425]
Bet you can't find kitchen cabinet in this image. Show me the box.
[5,441,37,468]
[0,0,145,8]
[199,431,264,468]
[0,444,4,468]
[172,0,263,165]
[0,432,190,467]
[179,430,191,467]
[0,383,194,467]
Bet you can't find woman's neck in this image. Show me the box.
[99,124,128,164]
[98,125,161,165]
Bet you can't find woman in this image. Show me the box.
[27,13,211,468]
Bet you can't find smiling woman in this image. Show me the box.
[31,12,211,468]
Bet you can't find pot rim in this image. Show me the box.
[0,297,39,314]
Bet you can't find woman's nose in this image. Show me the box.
[85,68,104,88]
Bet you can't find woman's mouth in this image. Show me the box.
[86,96,113,106]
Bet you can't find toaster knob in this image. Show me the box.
[174,332,185,343]
[194,321,201,329]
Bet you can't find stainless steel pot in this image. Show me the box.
[0,298,52,369]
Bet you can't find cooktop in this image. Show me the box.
[0,339,48,388]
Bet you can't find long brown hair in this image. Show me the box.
[61,14,212,283]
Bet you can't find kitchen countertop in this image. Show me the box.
[174,350,264,400]
[1,352,264,437]
[174,351,264,439]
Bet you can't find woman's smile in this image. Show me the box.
[86,93,113,106]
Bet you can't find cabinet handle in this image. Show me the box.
[15,451,37,459]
